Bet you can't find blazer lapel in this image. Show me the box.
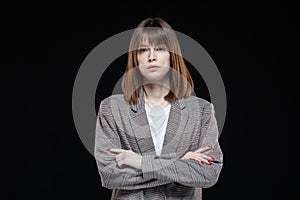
[129,87,189,156]
[161,98,189,155]
[129,87,155,155]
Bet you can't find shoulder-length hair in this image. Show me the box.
[121,17,194,104]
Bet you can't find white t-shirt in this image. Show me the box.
[145,104,171,156]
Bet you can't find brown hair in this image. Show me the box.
[121,17,194,104]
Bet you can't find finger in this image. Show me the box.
[194,146,212,153]
[190,157,203,163]
[203,159,212,165]
[190,157,208,164]
[108,148,126,154]
[182,152,204,161]
[196,154,214,161]
[197,158,212,165]
[194,155,209,163]
[188,153,212,164]
[198,155,212,165]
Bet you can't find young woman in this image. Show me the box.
[94,17,223,199]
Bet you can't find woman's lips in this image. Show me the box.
[147,65,160,70]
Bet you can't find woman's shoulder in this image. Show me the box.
[97,94,128,115]
[183,95,212,109]
[100,94,126,106]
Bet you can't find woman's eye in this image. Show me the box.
[156,47,166,51]
[138,48,148,53]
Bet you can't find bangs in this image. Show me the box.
[135,28,169,48]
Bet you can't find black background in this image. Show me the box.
[7,1,295,200]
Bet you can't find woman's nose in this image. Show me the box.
[148,49,157,62]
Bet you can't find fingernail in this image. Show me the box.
[211,157,215,160]
[208,146,212,149]
[200,161,204,164]
[207,161,212,165]
[106,148,111,151]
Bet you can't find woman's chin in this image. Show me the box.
[143,78,167,84]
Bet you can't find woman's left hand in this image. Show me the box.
[107,148,142,170]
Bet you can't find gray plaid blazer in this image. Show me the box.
[94,88,223,199]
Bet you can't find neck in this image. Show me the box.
[142,75,170,101]
[143,84,170,101]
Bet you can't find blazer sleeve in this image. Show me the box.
[141,103,223,188]
[94,99,174,190]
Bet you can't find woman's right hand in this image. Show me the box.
[180,146,215,165]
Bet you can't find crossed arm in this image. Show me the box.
[94,99,223,190]
[107,145,213,171]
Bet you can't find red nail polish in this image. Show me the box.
[106,148,111,151]
[208,146,212,149]
[207,161,212,165]
[211,157,215,160]
[200,161,204,164]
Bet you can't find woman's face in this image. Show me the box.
[137,42,170,83]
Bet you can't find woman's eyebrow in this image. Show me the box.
[138,44,150,48]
